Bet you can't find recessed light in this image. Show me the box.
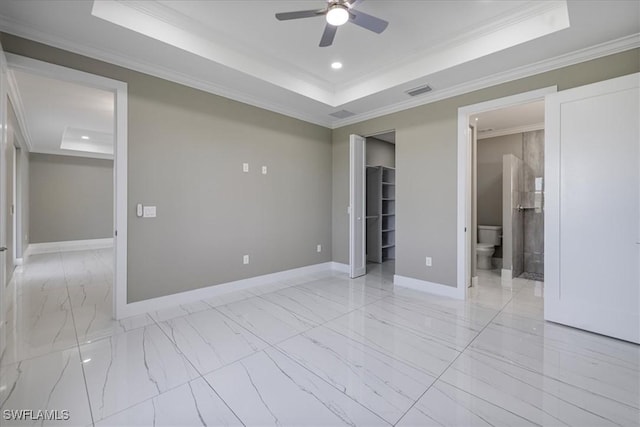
[81,135,90,140]
[331,62,343,70]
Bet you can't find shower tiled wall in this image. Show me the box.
[502,154,524,277]
[523,130,544,276]
[501,130,544,279]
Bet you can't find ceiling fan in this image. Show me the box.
[275,0,389,47]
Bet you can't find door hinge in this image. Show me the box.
[114,230,118,237]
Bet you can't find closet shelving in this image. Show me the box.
[366,165,395,262]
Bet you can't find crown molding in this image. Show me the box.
[477,122,544,140]
[0,12,637,131]
[332,33,640,128]
[0,17,333,128]
[5,68,34,151]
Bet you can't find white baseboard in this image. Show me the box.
[25,238,114,257]
[118,261,337,319]
[471,276,479,287]
[501,269,513,280]
[330,262,349,273]
[393,274,465,299]
[14,257,24,266]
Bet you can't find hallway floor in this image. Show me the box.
[1,250,638,426]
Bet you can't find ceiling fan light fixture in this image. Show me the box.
[326,5,349,26]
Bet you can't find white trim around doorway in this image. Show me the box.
[5,53,128,320]
[456,86,556,299]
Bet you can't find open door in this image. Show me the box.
[349,134,366,278]
[545,73,639,343]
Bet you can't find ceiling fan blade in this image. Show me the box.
[347,0,364,7]
[349,9,388,33]
[275,9,325,21]
[319,24,338,47]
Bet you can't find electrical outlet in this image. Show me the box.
[317,244,322,253]
[243,255,249,265]
[262,166,268,175]
[426,256,432,267]
[243,163,249,173]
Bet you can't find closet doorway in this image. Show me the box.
[348,130,396,280]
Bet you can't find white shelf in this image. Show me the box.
[366,165,396,263]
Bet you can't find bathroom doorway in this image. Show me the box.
[472,102,545,282]
[457,87,555,292]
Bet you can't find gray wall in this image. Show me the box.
[477,133,522,227]
[366,137,395,168]
[332,49,640,288]
[523,130,545,276]
[29,153,113,244]
[2,34,333,303]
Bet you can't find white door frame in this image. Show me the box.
[0,42,9,358]
[456,86,556,297]
[6,54,128,320]
[349,134,366,278]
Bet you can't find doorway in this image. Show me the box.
[349,130,396,281]
[4,53,128,319]
[456,87,556,296]
[471,101,546,284]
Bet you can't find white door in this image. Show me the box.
[0,42,8,357]
[349,134,366,278]
[545,73,639,343]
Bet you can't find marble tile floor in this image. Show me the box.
[1,252,638,426]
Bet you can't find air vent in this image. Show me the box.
[329,109,356,119]
[478,128,494,133]
[406,84,432,97]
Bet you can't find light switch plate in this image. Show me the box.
[317,244,322,253]
[426,256,432,267]
[262,166,267,175]
[143,206,156,218]
[243,163,249,173]
[243,255,249,264]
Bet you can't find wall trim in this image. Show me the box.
[14,257,23,266]
[330,262,349,273]
[25,238,113,256]
[477,122,544,140]
[6,69,33,151]
[393,274,465,300]
[119,261,342,318]
[501,269,513,280]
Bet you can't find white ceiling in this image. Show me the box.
[473,101,545,139]
[11,69,114,159]
[0,1,638,129]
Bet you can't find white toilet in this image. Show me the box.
[477,225,502,270]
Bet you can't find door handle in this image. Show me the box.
[0,247,6,252]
